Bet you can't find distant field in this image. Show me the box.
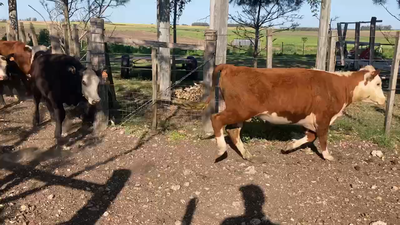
[0,21,397,57]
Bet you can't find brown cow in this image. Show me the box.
[0,41,32,75]
[204,64,386,161]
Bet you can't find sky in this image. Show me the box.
[1,0,400,29]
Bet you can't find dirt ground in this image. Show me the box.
[1,98,400,225]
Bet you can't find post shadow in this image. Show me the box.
[181,197,198,225]
[221,184,279,225]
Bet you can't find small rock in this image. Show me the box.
[20,205,28,212]
[391,186,399,192]
[103,211,109,217]
[371,150,383,158]
[371,185,378,190]
[175,220,184,225]
[47,194,55,200]
[171,185,181,191]
[354,165,361,171]
[376,196,383,201]
[183,169,193,176]
[392,167,397,171]
[250,218,261,225]
[370,221,387,225]
[194,191,201,196]
[244,166,256,175]
[184,182,190,187]
[119,130,124,135]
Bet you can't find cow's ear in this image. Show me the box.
[102,70,108,80]
[68,66,77,74]
[6,53,15,62]
[365,70,380,81]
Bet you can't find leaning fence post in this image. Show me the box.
[202,29,217,134]
[19,22,27,43]
[62,24,70,55]
[49,24,62,54]
[151,48,158,130]
[384,31,400,136]
[90,18,109,131]
[29,22,38,46]
[266,28,273,68]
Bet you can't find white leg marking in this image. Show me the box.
[216,128,227,156]
[235,136,252,159]
[322,149,335,161]
[287,136,308,150]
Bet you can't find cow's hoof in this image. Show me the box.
[242,151,253,160]
[322,151,335,161]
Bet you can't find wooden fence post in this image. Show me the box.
[266,28,273,68]
[86,34,91,68]
[72,24,80,57]
[157,0,171,102]
[152,48,158,130]
[49,24,62,54]
[384,31,400,136]
[29,22,38,46]
[202,29,218,134]
[354,22,361,69]
[337,23,345,66]
[369,17,377,66]
[19,22,26,43]
[62,24,70,55]
[90,18,109,130]
[327,31,337,72]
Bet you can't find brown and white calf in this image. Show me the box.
[204,64,386,161]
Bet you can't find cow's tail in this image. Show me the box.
[201,64,229,110]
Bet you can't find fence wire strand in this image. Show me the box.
[120,57,212,125]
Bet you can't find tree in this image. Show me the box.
[170,0,191,44]
[229,0,304,67]
[8,0,19,41]
[82,0,130,26]
[373,0,400,21]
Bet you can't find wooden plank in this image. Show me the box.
[369,17,377,66]
[62,24,70,55]
[49,24,62,54]
[29,22,38,46]
[342,23,348,40]
[19,22,26,43]
[315,0,331,70]
[210,0,229,65]
[151,48,158,130]
[105,37,205,51]
[338,20,382,24]
[384,31,400,136]
[327,31,337,72]
[86,34,91,68]
[354,22,361,69]
[266,28,273,68]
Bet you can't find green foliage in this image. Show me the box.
[1,33,6,41]
[38,29,50,46]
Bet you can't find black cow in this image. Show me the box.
[30,53,101,142]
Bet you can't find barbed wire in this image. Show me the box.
[119,57,213,125]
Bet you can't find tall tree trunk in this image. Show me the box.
[253,1,262,68]
[62,0,71,55]
[8,0,19,41]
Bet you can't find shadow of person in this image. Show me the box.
[221,184,278,225]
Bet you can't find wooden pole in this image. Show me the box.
[266,28,273,68]
[19,22,26,43]
[72,24,80,57]
[6,20,12,41]
[337,23,345,66]
[62,24,70,55]
[29,22,38,46]
[202,29,218,133]
[369,17,377,66]
[8,0,19,41]
[315,0,331,70]
[90,18,109,128]
[281,42,284,54]
[157,0,171,101]
[86,34,91,68]
[354,22,361,69]
[384,31,400,136]
[49,24,62,54]
[151,48,158,130]
[210,0,229,65]
[327,31,337,72]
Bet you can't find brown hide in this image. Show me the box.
[0,41,32,75]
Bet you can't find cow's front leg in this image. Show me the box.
[316,124,334,161]
[32,91,42,126]
[54,104,66,142]
[226,123,252,160]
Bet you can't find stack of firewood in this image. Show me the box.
[173,83,204,102]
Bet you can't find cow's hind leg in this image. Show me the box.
[211,110,246,159]
[32,90,41,126]
[285,130,317,151]
[53,103,66,142]
[226,123,252,160]
[316,123,335,161]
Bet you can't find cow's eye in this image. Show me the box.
[82,80,87,86]
[377,83,381,86]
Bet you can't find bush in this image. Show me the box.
[38,29,50,46]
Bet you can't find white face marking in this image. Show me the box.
[296,113,317,132]
[330,103,347,125]
[82,69,101,105]
[257,111,291,124]
[353,71,386,105]
[0,57,6,80]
